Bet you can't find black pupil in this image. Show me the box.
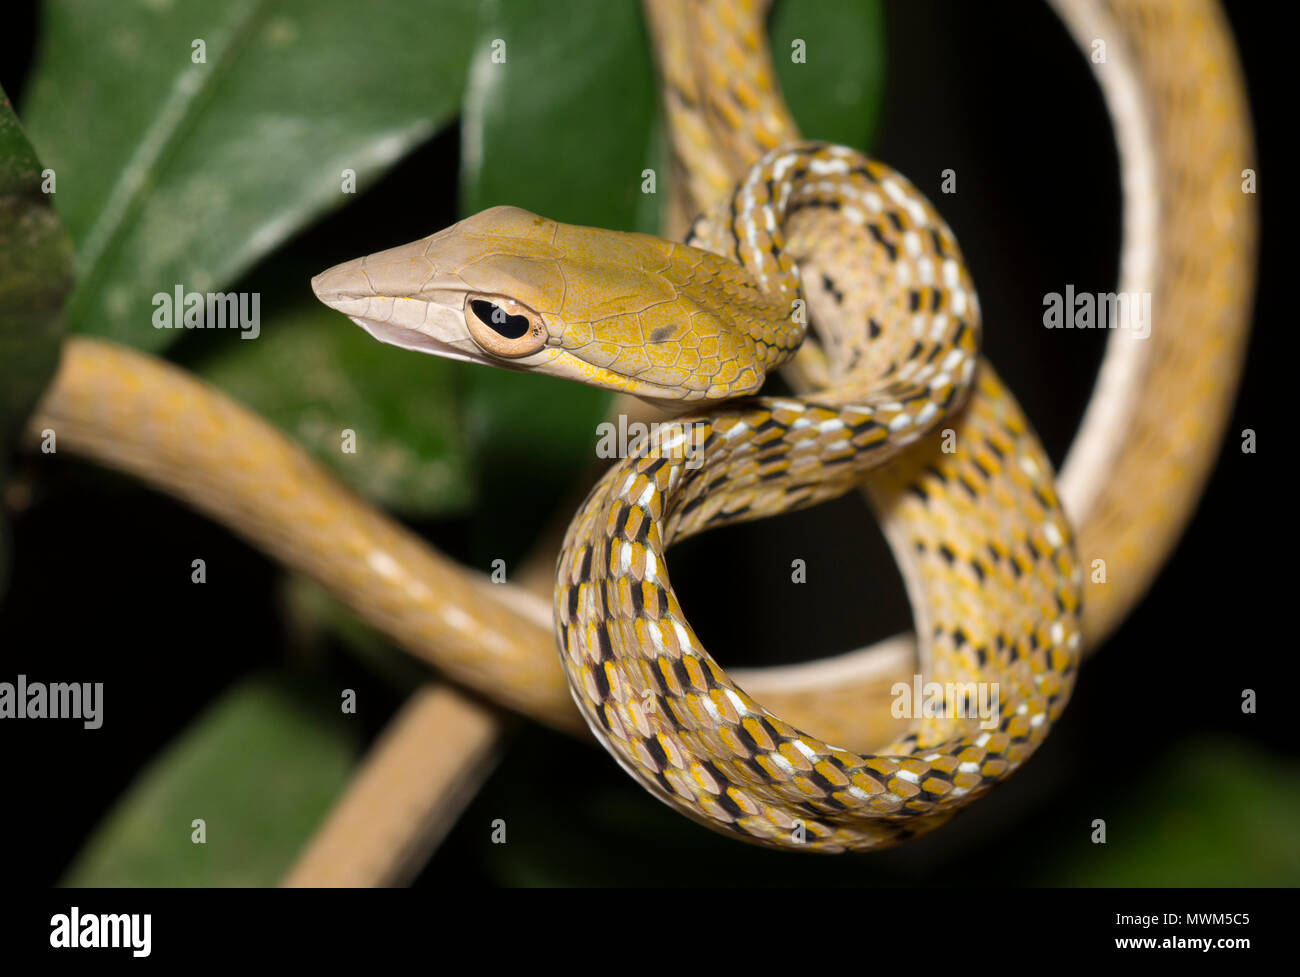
[472,300,530,340]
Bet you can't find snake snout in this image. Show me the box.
[311,257,374,318]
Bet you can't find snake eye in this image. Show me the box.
[464,294,548,358]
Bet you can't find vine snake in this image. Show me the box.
[312,140,1077,849]
[26,0,1255,855]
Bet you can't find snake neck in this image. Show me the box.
[685,143,983,441]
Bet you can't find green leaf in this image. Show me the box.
[459,0,886,231]
[21,0,482,351]
[197,294,475,516]
[771,0,886,150]
[459,0,659,230]
[0,88,74,450]
[62,675,360,888]
[1032,738,1300,886]
[0,85,76,594]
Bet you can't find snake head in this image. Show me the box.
[311,205,795,404]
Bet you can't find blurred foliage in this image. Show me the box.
[62,676,360,887]
[0,85,74,595]
[459,0,659,229]
[21,0,481,350]
[1029,738,1300,887]
[770,0,885,148]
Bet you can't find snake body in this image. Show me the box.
[26,0,1254,857]
[562,143,1082,849]
[313,132,1079,849]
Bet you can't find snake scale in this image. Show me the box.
[27,0,1254,856]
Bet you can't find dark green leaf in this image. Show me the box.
[62,675,360,887]
[0,85,75,594]
[459,0,659,230]
[771,0,886,150]
[1030,738,1300,886]
[21,0,482,350]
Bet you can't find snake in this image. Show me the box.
[25,0,1255,856]
[311,139,1078,850]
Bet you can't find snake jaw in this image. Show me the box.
[311,258,543,371]
[340,308,484,366]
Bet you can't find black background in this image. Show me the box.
[0,0,1288,888]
